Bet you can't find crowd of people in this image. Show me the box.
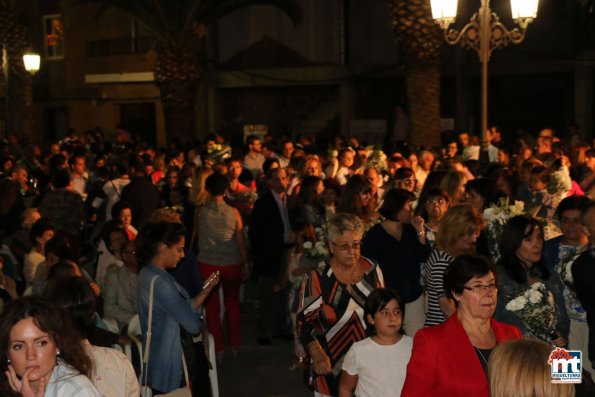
[0,124,593,396]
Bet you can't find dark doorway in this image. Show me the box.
[44,107,69,144]
[120,103,156,145]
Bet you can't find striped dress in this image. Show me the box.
[421,248,454,327]
[297,258,384,396]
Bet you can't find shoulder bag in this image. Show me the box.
[142,275,192,397]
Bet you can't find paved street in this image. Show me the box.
[216,301,312,397]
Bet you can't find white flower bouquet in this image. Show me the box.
[548,166,572,209]
[505,281,557,343]
[483,198,525,262]
[302,225,330,261]
[365,145,388,171]
[206,143,232,163]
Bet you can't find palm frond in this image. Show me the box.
[71,0,301,46]
[579,0,595,14]
[197,0,301,26]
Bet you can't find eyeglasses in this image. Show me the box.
[426,198,447,206]
[463,282,499,294]
[377,308,402,319]
[331,241,361,251]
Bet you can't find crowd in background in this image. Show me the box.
[0,123,593,396]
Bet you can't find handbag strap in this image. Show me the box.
[142,275,191,390]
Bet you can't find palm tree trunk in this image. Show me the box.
[0,2,32,139]
[391,0,443,148]
[154,45,201,145]
[406,63,440,148]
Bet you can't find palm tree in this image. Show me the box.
[390,0,442,148]
[0,0,33,139]
[77,0,301,145]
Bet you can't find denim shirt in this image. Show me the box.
[138,264,201,392]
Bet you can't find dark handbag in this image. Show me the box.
[180,327,200,377]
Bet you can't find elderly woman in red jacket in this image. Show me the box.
[402,255,521,397]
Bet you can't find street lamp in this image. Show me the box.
[23,51,41,75]
[431,0,539,148]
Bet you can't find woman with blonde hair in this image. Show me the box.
[439,170,468,204]
[422,203,485,327]
[489,339,575,397]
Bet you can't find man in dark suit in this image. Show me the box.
[572,201,595,378]
[248,167,293,345]
[121,156,160,229]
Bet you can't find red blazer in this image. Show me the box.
[401,315,522,397]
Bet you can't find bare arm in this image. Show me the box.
[192,272,220,309]
[234,209,249,266]
[338,370,358,397]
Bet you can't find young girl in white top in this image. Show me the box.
[338,288,413,397]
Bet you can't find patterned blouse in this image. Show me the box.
[556,244,587,322]
[297,258,384,397]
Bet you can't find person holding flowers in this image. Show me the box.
[494,214,569,346]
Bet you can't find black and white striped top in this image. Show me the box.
[421,249,454,327]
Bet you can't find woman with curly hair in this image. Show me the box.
[0,296,99,396]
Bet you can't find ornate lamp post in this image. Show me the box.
[430,0,539,146]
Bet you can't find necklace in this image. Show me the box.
[474,346,490,367]
[334,263,363,284]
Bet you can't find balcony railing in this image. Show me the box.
[85,37,157,57]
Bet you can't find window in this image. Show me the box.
[43,14,64,59]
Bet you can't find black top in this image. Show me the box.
[474,346,493,375]
[361,222,430,303]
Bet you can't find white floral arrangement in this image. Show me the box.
[302,226,330,260]
[483,198,525,262]
[206,143,232,163]
[365,145,388,171]
[505,281,557,343]
[548,166,572,210]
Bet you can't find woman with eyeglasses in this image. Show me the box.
[402,255,522,397]
[297,213,384,397]
[362,188,430,337]
[103,239,139,331]
[494,215,569,346]
[419,188,450,248]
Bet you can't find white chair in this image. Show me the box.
[207,331,219,397]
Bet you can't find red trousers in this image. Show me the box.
[199,263,242,353]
